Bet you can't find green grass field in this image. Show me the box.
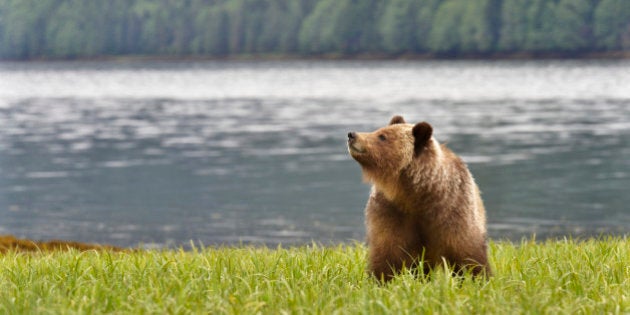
[1,237,628,314]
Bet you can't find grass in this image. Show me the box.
[0,237,628,314]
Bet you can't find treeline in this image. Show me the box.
[1,0,629,60]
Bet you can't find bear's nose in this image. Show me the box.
[348,132,357,140]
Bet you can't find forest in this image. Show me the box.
[0,0,629,60]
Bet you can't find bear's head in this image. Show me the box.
[347,115,439,195]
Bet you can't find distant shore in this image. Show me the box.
[2,51,629,63]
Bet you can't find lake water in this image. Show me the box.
[0,60,629,248]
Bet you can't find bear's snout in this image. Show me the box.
[347,132,366,154]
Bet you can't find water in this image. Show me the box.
[1,60,629,248]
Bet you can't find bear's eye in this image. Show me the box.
[378,134,387,141]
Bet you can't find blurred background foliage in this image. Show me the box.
[0,0,629,59]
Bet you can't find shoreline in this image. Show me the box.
[2,51,629,63]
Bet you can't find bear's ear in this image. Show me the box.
[389,115,406,125]
[412,122,433,156]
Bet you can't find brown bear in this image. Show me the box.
[347,115,491,281]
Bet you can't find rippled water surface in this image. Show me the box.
[1,60,629,247]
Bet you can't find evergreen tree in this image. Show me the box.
[379,0,422,54]
[459,0,497,53]
[45,1,102,58]
[0,0,61,58]
[299,0,378,55]
[103,0,137,55]
[299,0,344,54]
[523,0,557,52]
[428,0,466,54]
[191,4,230,55]
[498,0,529,52]
[414,0,443,52]
[594,0,630,50]
[552,0,597,53]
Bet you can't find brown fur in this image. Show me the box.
[0,234,124,253]
[348,115,491,281]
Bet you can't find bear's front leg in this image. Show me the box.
[364,190,420,282]
[367,241,410,282]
